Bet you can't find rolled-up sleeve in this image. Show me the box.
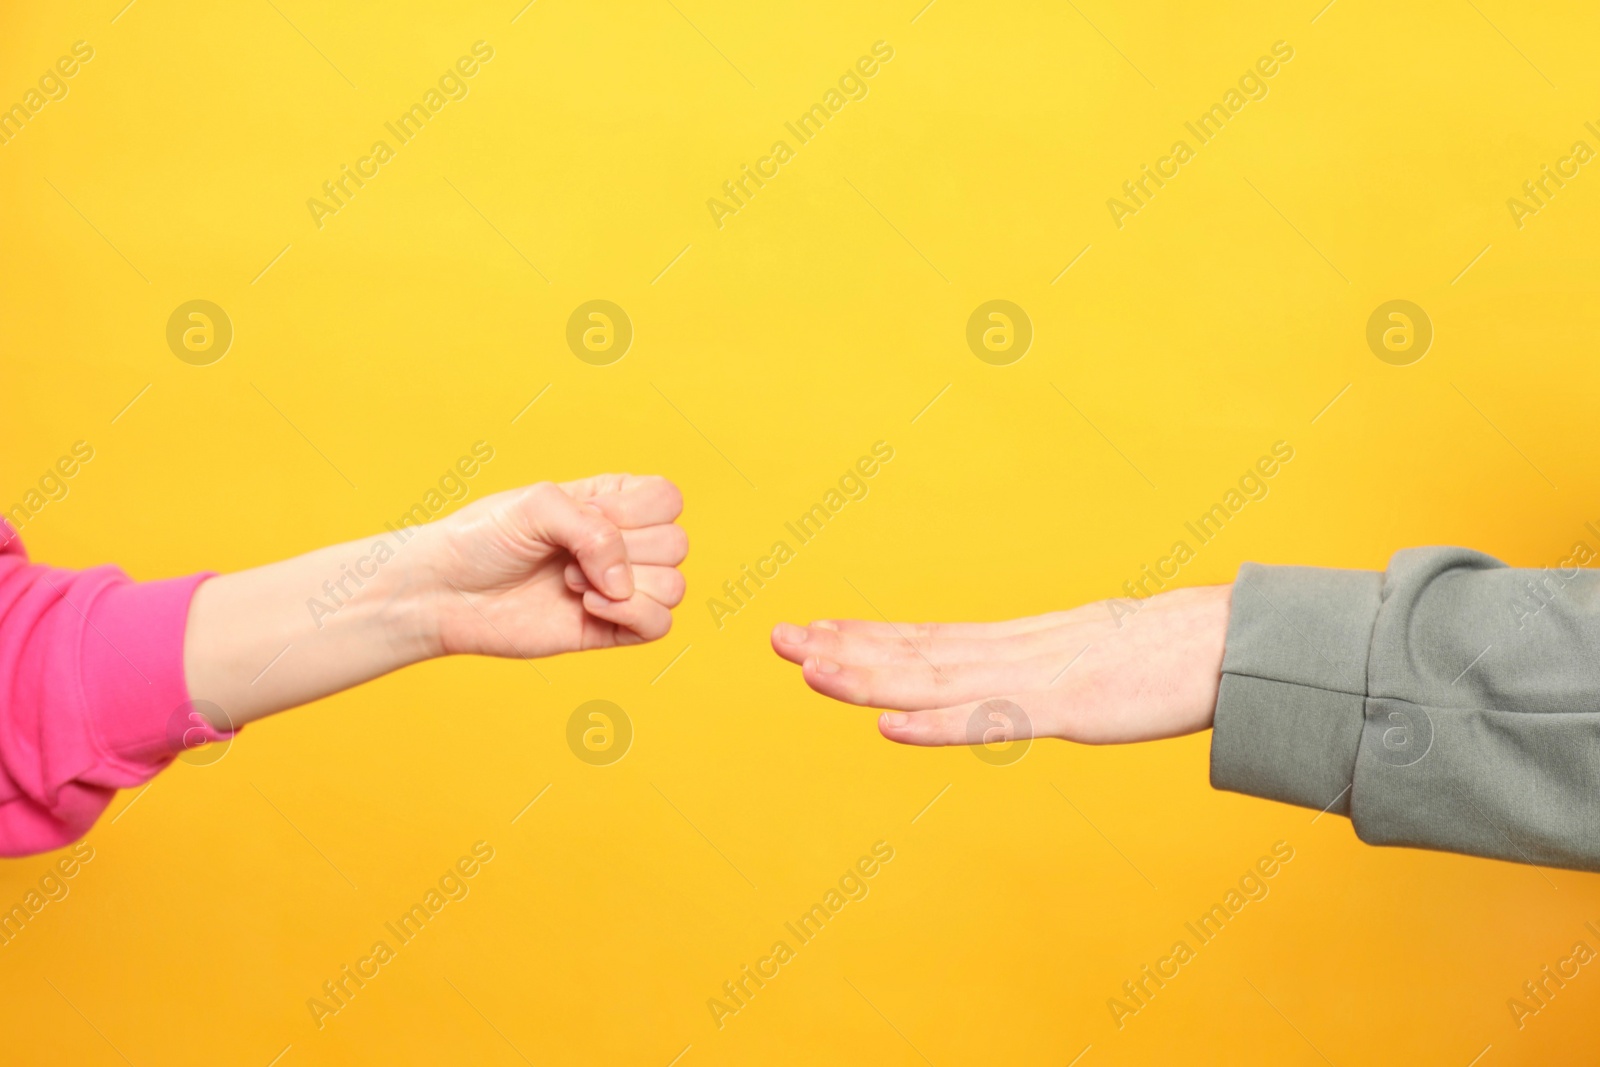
[0,524,221,855]
[1212,547,1600,872]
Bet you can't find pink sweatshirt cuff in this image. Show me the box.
[82,571,226,768]
[0,537,222,854]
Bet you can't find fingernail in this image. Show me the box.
[812,620,839,631]
[774,623,808,645]
[882,712,908,727]
[809,658,840,675]
[603,564,633,598]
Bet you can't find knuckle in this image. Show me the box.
[889,640,920,664]
[808,629,839,655]
[659,480,685,515]
[580,522,621,553]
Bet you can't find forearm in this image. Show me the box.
[0,475,681,855]
[183,526,443,728]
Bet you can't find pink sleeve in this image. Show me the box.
[0,522,226,856]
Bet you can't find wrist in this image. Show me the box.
[1123,583,1231,736]
[355,522,451,665]
[1179,583,1232,729]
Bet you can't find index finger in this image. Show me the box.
[573,475,684,529]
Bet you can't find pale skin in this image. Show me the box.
[769,584,1232,747]
[180,469,1222,751]
[183,475,687,730]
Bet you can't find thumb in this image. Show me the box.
[521,482,633,599]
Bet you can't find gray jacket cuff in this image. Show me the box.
[1210,562,1383,816]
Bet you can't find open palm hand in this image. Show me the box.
[770,585,1230,748]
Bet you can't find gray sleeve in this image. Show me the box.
[1210,546,1600,872]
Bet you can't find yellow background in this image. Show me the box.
[3,0,1600,1063]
